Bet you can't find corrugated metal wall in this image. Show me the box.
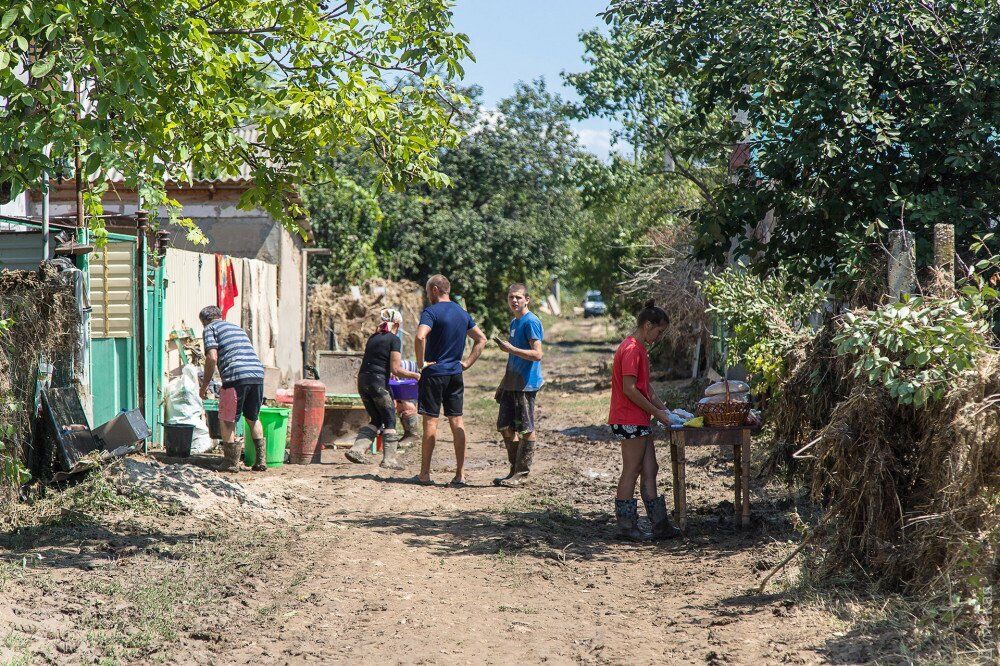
[90,242,135,338]
[0,232,47,270]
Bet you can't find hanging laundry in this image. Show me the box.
[216,254,239,318]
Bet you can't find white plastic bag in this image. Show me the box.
[164,364,213,454]
[705,380,751,397]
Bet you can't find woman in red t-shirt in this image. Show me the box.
[607,300,682,542]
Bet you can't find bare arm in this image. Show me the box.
[498,337,543,362]
[200,349,218,398]
[415,324,430,369]
[462,326,488,371]
[622,375,670,424]
[390,351,420,380]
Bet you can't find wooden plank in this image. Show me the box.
[671,427,746,447]
[740,428,752,527]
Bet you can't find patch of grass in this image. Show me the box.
[498,605,538,615]
[1,631,31,666]
[66,526,294,663]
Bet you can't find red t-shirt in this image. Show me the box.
[608,336,652,426]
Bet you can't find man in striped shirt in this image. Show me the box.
[197,306,268,472]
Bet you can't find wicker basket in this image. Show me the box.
[695,381,751,428]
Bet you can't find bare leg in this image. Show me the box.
[419,416,438,482]
[220,419,235,444]
[638,437,659,503]
[448,416,467,482]
[616,439,646,500]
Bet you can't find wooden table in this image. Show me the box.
[667,426,753,531]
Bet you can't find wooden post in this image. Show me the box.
[933,223,955,293]
[733,440,742,524]
[675,433,687,532]
[740,429,752,527]
[888,230,916,299]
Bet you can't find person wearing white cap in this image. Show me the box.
[346,308,420,468]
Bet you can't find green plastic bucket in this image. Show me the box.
[243,406,291,468]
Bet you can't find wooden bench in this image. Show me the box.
[666,426,753,531]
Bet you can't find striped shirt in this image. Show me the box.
[203,320,265,386]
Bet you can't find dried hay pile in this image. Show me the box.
[308,278,423,360]
[0,263,80,468]
[774,327,1000,623]
[619,223,710,376]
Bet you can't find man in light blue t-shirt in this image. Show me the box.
[493,283,544,487]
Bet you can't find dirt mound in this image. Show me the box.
[308,278,423,359]
[119,457,293,520]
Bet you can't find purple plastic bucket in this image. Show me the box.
[389,379,419,401]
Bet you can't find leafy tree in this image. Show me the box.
[610,0,1000,287]
[0,0,471,236]
[307,79,585,331]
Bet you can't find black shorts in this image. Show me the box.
[224,381,265,423]
[358,375,397,430]
[611,424,652,440]
[496,390,537,434]
[418,373,464,418]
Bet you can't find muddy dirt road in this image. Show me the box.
[2,317,876,665]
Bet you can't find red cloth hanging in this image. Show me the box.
[216,254,238,318]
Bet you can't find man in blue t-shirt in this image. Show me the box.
[414,274,487,486]
[492,283,544,487]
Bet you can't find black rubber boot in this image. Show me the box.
[380,430,405,470]
[499,440,535,488]
[644,495,682,540]
[346,425,377,464]
[251,437,267,472]
[493,438,518,486]
[615,498,650,542]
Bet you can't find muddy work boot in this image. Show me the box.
[346,425,377,464]
[499,440,535,488]
[221,441,243,470]
[493,438,518,486]
[398,414,420,451]
[251,437,267,472]
[615,498,650,542]
[380,431,405,470]
[643,495,681,540]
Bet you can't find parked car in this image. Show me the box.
[583,290,607,318]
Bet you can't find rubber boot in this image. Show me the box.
[221,440,242,470]
[615,498,650,542]
[499,440,535,488]
[380,431,405,470]
[492,438,518,486]
[643,495,682,540]
[251,437,267,472]
[398,414,420,451]
[346,425,377,464]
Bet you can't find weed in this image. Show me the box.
[498,605,538,615]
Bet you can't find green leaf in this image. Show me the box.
[0,8,17,30]
[30,56,54,78]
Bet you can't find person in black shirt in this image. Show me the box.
[346,309,420,468]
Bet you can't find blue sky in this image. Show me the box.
[451,0,619,159]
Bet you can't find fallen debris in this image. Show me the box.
[118,457,294,520]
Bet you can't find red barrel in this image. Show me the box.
[288,379,326,464]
